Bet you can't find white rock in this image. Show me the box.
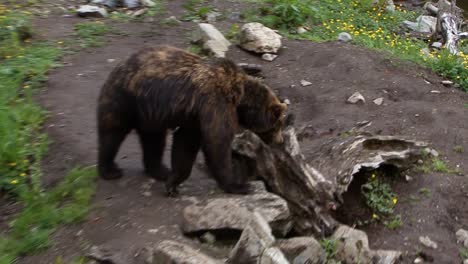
[300,80,312,87]
[260,247,289,264]
[373,97,384,105]
[431,42,443,49]
[441,80,454,86]
[262,53,278,62]
[132,8,147,17]
[196,23,231,58]
[283,99,291,105]
[419,236,438,249]
[297,27,307,34]
[239,22,282,54]
[347,92,366,104]
[276,237,326,264]
[338,32,352,42]
[76,5,108,18]
[430,90,441,94]
[413,257,423,264]
[403,15,437,33]
[456,229,468,247]
[123,0,139,8]
[464,259,468,264]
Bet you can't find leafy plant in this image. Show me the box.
[320,239,341,263]
[384,214,402,230]
[453,145,464,153]
[361,177,396,216]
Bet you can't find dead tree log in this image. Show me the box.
[232,125,429,236]
[426,0,468,54]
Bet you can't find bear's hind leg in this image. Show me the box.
[98,129,129,180]
[138,130,170,181]
[165,129,200,196]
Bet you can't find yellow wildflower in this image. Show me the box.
[393,197,397,204]
[11,179,18,184]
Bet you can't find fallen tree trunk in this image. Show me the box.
[426,0,468,54]
[232,125,429,236]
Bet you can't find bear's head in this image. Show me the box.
[237,77,288,144]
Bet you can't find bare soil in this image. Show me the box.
[4,0,467,263]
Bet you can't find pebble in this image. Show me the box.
[262,53,278,62]
[300,80,312,87]
[338,32,352,42]
[373,97,384,105]
[419,236,438,249]
[430,90,441,94]
[347,92,365,104]
[414,257,423,264]
[441,80,453,86]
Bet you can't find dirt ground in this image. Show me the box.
[5,0,468,263]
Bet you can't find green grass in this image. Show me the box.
[245,0,468,91]
[74,21,110,48]
[418,187,431,197]
[383,214,402,230]
[181,0,214,21]
[419,158,457,174]
[460,248,468,260]
[0,5,98,262]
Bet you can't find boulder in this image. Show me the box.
[275,237,326,264]
[371,250,402,264]
[239,23,282,54]
[196,23,231,58]
[228,212,276,264]
[260,247,290,264]
[76,5,108,18]
[182,190,292,236]
[403,16,437,33]
[152,240,221,264]
[332,225,373,263]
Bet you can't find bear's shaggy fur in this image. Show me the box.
[97,45,287,195]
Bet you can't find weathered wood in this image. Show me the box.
[426,0,467,54]
[232,125,429,236]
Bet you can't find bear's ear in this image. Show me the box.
[271,103,287,120]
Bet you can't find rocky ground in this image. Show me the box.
[2,0,468,263]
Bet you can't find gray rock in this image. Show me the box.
[239,23,282,54]
[332,225,373,264]
[182,190,291,236]
[373,97,384,106]
[456,229,468,247]
[275,237,326,264]
[86,245,127,264]
[413,257,423,263]
[419,236,438,249]
[338,32,352,42]
[403,15,437,33]
[123,0,139,8]
[431,42,443,49]
[76,5,108,18]
[132,8,147,17]
[152,240,221,264]
[228,212,276,264]
[141,0,156,7]
[347,92,365,104]
[464,260,468,264]
[196,23,231,58]
[164,16,182,25]
[300,80,312,87]
[371,250,402,264]
[260,247,290,264]
[262,53,278,62]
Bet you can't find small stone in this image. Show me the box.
[347,92,366,104]
[456,229,468,247]
[262,53,278,62]
[142,191,152,197]
[297,27,307,34]
[148,229,159,234]
[283,99,291,105]
[338,32,352,42]
[107,59,116,63]
[431,42,443,49]
[441,80,453,86]
[196,23,231,58]
[419,236,438,249]
[153,240,221,263]
[373,97,384,105]
[415,114,420,117]
[424,148,439,157]
[164,16,182,25]
[300,80,312,87]
[200,232,216,244]
[430,90,441,94]
[414,257,423,263]
[405,175,414,182]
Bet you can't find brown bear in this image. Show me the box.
[97,45,287,195]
